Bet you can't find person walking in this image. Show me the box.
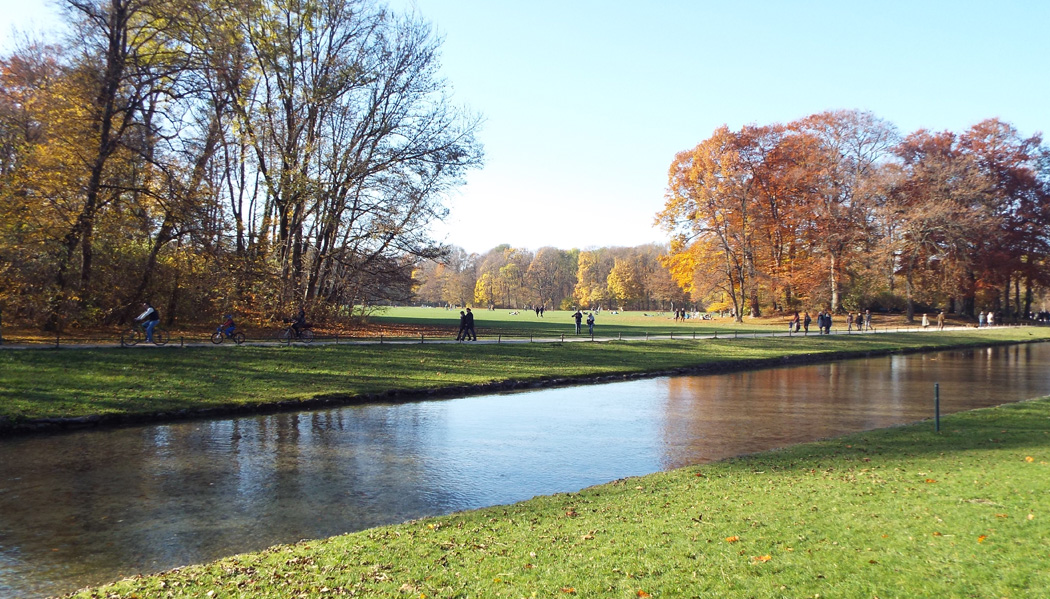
[847,312,854,332]
[864,309,872,331]
[464,308,477,341]
[455,310,467,341]
[586,312,595,335]
[922,313,930,329]
[803,311,811,334]
[572,309,583,334]
[937,311,945,330]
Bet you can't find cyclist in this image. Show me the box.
[290,306,307,338]
[219,313,236,338]
[135,301,160,343]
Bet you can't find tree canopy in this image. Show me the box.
[657,111,1050,322]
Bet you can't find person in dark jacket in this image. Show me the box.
[464,308,477,341]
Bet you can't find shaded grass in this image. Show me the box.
[69,396,1050,598]
[3,328,1049,427]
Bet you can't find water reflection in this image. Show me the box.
[2,343,1049,597]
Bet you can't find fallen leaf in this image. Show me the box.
[1025,456,1035,463]
[725,536,740,543]
[995,513,1008,518]
[977,535,987,543]
[932,531,943,537]
[637,591,651,598]
[924,478,937,483]
[561,588,576,594]
[751,555,772,562]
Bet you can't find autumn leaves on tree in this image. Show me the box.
[0,0,482,329]
[657,110,1050,323]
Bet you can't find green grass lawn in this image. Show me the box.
[69,395,1050,598]
[2,327,1048,430]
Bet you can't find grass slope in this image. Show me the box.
[3,329,1048,427]
[69,397,1050,598]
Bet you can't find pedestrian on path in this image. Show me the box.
[464,308,477,341]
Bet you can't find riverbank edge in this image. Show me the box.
[6,335,1046,437]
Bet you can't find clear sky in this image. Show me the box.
[3,0,1049,255]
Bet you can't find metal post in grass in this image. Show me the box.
[420,333,424,344]
[646,332,649,341]
[935,383,941,432]
[55,332,60,348]
[498,334,502,344]
[380,334,383,344]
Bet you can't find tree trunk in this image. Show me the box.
[829,253,840,312]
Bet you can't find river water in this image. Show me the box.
[3,343,1050,597]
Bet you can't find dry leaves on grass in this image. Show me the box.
[751,555,772,562]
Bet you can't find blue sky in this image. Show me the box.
[4,0,1048,254]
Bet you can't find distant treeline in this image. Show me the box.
[412,243,690,313]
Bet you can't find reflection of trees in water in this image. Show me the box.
[659,346,1050,471]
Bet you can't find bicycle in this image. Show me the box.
[121,322,169,346]
[276,321,314,343]
[211,326,246,345]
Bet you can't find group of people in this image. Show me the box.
[571,309,595,334]
[456,308,477,341]
[920,311,946,330]
[788,309,875,335]
[977,311,997,327]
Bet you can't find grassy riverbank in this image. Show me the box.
[2,328,1049,431]
[69,396,1050,598]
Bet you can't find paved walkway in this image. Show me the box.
[0,324,1002,350]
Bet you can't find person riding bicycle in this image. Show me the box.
[219,314,236,338]
[290,306,308,337]
[135,301,160,343]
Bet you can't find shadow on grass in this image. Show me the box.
[718,398,1050,471]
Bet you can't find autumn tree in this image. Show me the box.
[789,110,898,312]
[526,246,576,309]
[207,0,482,314]
[658,126,760,321]
[958,119,1050,318]
[885,130,994,320]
